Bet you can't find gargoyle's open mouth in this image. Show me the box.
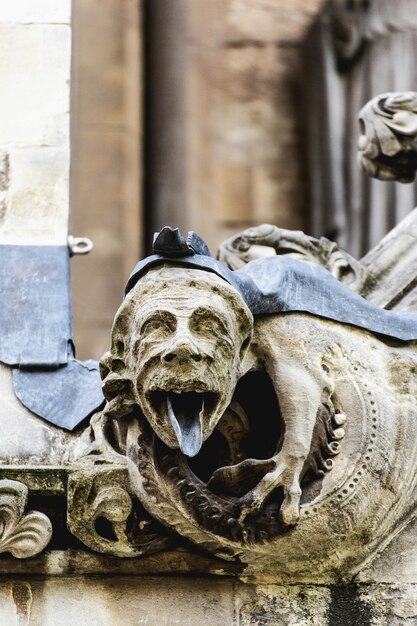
[149,390,218,458]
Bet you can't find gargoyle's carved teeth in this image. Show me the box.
[148,385,210,394]
[323,458,334,471]
[147,389,218,407]
[333,427,345,440]
[334,412,347,427]
[163,388,208,395]
[328,441,341,455]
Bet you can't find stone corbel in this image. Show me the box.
[358,92,417,182]
[0,479,52,558]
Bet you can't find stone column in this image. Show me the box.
[144,0,326,254]
[0,0,71,245]
[70,0,143,360]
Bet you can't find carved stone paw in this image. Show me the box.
[237,492,266,528]
[238,461,302,530]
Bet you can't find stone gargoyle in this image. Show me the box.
[80,221,417,576]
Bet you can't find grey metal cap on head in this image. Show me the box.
[126,226,417,342]
[152,226,211,258]
[125,227,237,296]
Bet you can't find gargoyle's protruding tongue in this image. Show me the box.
[167,392,203,457]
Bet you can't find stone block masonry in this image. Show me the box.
[0,0,71,244]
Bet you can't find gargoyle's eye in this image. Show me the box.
[189,307,228,336]
[140,312,177,337]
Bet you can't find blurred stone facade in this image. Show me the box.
[70,0,325,360]
[71,0,142,360]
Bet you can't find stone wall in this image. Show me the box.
[0,577,415,625]
[0,0,71,244]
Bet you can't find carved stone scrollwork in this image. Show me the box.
[0,479,52,558]
[358,92,417,182]
[67,465,172,558]
[217,223,366,291]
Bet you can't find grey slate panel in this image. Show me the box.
[0,244,105,431]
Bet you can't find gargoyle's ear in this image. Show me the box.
[100,346,127,377]
[238,331,253,379]
[237,305,254,358]
[100,349,134,405]
[99,351,113,381]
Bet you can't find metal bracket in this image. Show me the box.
[68,235,93,256]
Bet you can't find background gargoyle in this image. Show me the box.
[358,92,417,182]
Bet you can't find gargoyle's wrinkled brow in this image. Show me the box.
[139,311,177,335]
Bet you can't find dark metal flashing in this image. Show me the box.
[0,244,104,431]
[13,358,104,431]
[0,245,72,367]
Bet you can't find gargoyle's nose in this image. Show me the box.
[162,338,202,364]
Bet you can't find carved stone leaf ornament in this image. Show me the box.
[358,92,417,182]
[80,224,417,579]
[0,480,52,558]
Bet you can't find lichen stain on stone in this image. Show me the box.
[11,582,33,625]
[0,151,10,192]
[327,584,371,626]
[387,350,417,396]
[0,197,7,222]
[0,150,10,223]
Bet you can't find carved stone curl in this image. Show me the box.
[67,463,172,558]
[218,223,365,291]
[358,92,417,182]
[0,480,52,558]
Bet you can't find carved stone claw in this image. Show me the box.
[237,492,264,528]
[238,463,302,530]
[332,427,346,440]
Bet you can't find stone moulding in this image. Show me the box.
[0,479,52,558]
